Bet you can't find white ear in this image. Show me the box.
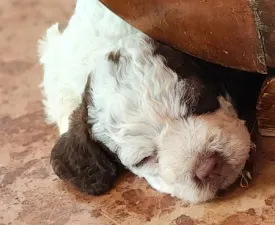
[218,96,238,118]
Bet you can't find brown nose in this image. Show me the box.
[195,154,219,181]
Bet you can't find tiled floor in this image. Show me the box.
[1,1,275,224]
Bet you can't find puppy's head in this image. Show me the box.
[156,96,251,203]
[132,42,251,203]
[50,76,122,195]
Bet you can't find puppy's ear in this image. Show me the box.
[50,76,123,195]
[218,96,238,118]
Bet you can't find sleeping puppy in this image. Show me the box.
[39,0,252,203]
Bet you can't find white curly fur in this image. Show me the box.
[39,0,251,203]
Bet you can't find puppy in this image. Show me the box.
[39,0,252,203]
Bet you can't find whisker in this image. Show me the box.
[250,119,257,135]
[239,172,250,188]
[250,142,257,151]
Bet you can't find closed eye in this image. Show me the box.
[133,151,158,167]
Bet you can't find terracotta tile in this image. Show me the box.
[0,0,74,62]
[1,0,275,225]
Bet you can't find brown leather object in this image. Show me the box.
[257,75,275,137]
[257,0,275,68]
[100,0,267,73]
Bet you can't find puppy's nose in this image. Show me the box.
[195,154,219,181]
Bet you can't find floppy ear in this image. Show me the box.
[50,76,123,195]
[50,131,122,195]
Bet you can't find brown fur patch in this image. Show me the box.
[50,74,123,195]
[68,74,92,140]
[108,51,121,64]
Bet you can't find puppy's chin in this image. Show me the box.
[167,182,217,204]
[144,175,216,204]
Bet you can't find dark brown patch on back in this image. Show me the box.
[154,42,220,115]
[108,51,121,64]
